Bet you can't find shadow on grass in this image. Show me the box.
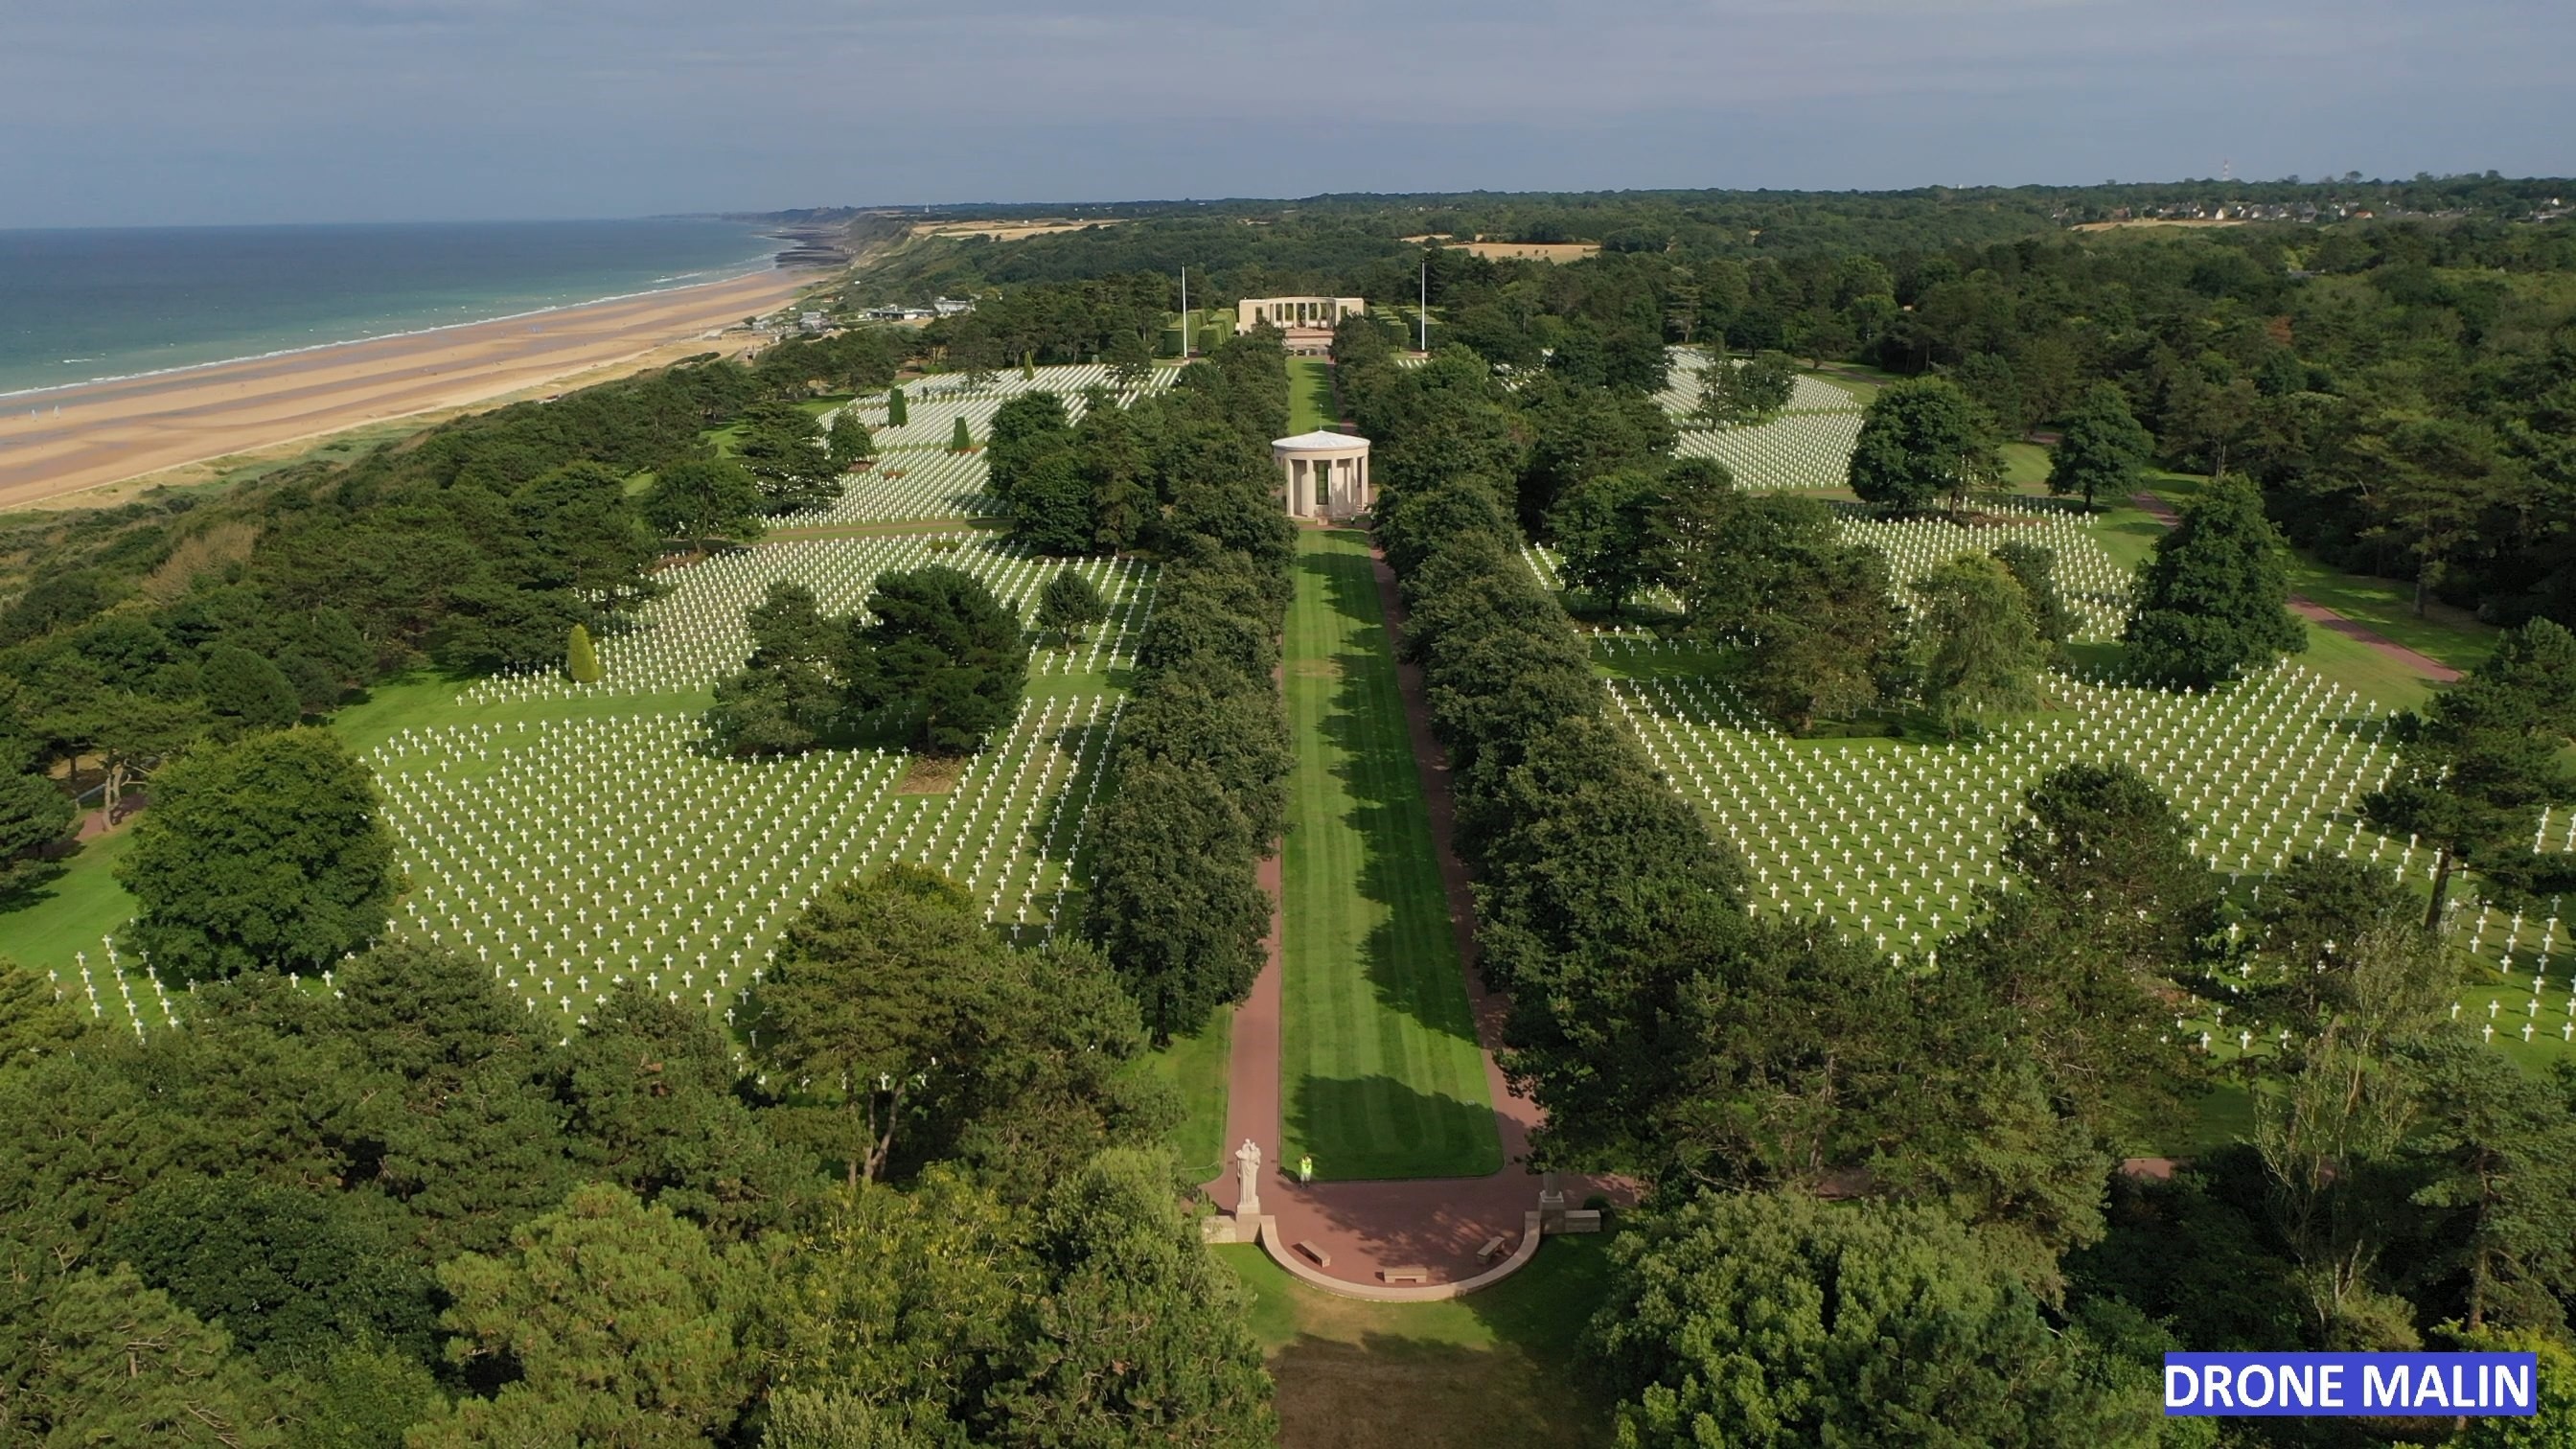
[1300,543,1482,1049]
[1286,1072,1501,1183]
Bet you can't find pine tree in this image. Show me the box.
[886,386,908,427]
[200,642,300,736]
[2122,472,2306,687]
[952,415,973,452]
[566,623,604,683]
[825,410,873,472]
[2365,617,2576,927]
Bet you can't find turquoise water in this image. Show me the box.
[0,218,782,399]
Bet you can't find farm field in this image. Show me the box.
[1279,529,1500,1181]
[12,524,1149,1042]
[1218,1236,1615,1449]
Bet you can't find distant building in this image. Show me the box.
[1239,296,1364,356]
[933,296,976,317]
[799,311,829,334]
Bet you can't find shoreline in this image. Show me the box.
[0,255,783,405]
[0,265,826,513]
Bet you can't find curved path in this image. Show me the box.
[2129,491,2462,683]
[1202,537,1624,1290]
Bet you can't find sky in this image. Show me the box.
[6,0,2570,227]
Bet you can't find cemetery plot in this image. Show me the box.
[771,447,999,526]
[1603,653,2576,1059]
[1658,347,1868,491]
[363,692,1122,1031]
[1525,501,2131,640]
[830,361,1178,452]
[458,536,1156,704]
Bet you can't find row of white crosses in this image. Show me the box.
[1605,654,2572,1057]
[1837,505,2135,642]
[42,936,177,1040]
[770,447,1001,528]
[1654,348,1862,421]
[1672,410,1867,490]
[455,536,1156,704]
[1523,500,2130,641]
[826,361,1179,452]
[361,694,1123,1029]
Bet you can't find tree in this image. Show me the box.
[843,566,1029,754]
[703,582,841,757]
[1672,491,1898,730]
[1952,763,2217,1145]
[1083,758,1269,1041]
[0,1266,285,1446]
[200,642,300,736]
[2048,382,2153,510]
[1590,1191,2157,1449]
[410,1184,757,1448]
[1036,569,1109,653]
[1548,466,1671,615]
[0,958,86,1065]
[996,1147,1277,1444]
[1007,451,1097,557]
[565,622,604,684]
[1107,326,1154,389]
[951,415,974,452]
[2396,1037,2576,1331]
[642,458,765,553]
[1913,552,2050,734]
[985,391,1072,500]
[2123,472,2307,688]
[2365,617,2576,928]
[1697,350,1796,427]
[102,1172,437,1370]
[117,727,400,982]
[755,865,1169,1188]
[734,401,841,514]
[886,385,908,427]
[0,771,74,893]
[1847,376,2001,514]
[825,410,874,472]
[1992,540,2075,650]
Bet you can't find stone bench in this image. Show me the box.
[1380,1265,1429,1284]
[1295,1240,1332,1268]
[1476,1234,1512,1264]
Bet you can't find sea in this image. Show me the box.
[0,218,784,400]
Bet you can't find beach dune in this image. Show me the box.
[0,268,816,511]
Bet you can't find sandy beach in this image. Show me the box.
[0,267,818,511]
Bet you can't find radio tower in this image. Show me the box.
[2222,157,2235,183]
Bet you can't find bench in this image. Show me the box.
[1476,1234,1512,1264]
[1380,1265,1430,1284]
[1294,1240,1332,1268]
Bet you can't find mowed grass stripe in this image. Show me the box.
[1279,529,1500,1180]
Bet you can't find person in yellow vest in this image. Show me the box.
[1298,1154,1314,1184]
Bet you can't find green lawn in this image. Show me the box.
[0,829,139,978]
[1153,1008,1233,1182]
[1288,357,1337,435]
[1280,530,1500,1180]
[1217,1235,1616,1449]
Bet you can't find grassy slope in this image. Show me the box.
[1280,529,1500,1180]
[1218,1237,1616,1449]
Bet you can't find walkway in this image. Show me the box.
[1203,533,1622,1290]
[2129,492,2462,684]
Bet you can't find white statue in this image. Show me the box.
[1234,1138,1263,1218]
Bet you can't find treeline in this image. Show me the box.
[0,866,1274,1445]
[1080,332,1298,1040]
[1337,325,2576,1441]
[0,336,914,887]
